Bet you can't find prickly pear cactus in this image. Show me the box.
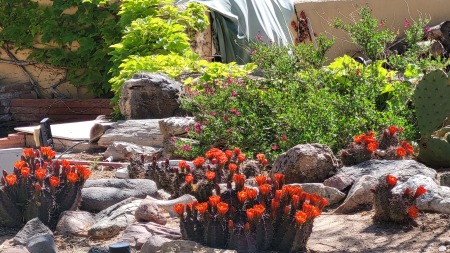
[415,70,450,167]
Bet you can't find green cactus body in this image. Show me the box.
[415,70,450,167]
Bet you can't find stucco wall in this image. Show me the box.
[292,0,450,59]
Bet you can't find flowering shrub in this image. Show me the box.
[173,172,327,252]
[0,147,91,228]
[146,148,265,202]
[372,174,426,223]
[340,126,414,166]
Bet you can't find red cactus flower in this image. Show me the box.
[227,219,234,230]
[237,190,247,203]
[205,171,215,181]
[21,167,30,178]
[195,202,208,214]
[178,160,187,169]
[14,160,26,169]
[259,184,271,195]
[253,204,265,217]
[234,147,241,155]
[5,174,17,186]
[255,175,266,186]
[217,202,229,215]
[61,159,71,168]
[173,203,184,216]
[244,222,250,233]
[218,155,228,165]
[275,190,283,200]
[353,134,363,143]
[193,156,205,167]
[77,165,91,180]
[389,126,397,135]
[67,172,78,183]
[246,188,257,200]
[274,173,285,185]
[397,147,406,157]
[209,195,220,207]
[233,174,245,187]
[185,173,194,184]
[271,199,280,210]
[319,198,329,208]
[246,208,255,221]
[309,194,322,206]
[35,168,46,181]
[295,211,307,224]
[408,206,418,219]
[262,159,268,165]
[367,142,378,152]
[386,174,397,186]
[23,148,35,158]
[284,205,290,215]
[405,188,411,196]
[49,176,60,188]
[237,153,246,162]
[309,206,321,217]
[402,141,414,154]
[414,186,427,198]
[228,163,238,172]
[41,147,56,159]
[225,150,233,158]
[35,183,42,192]
[256,153,265,162]
[292,194,300,207]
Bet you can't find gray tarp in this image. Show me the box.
[175,0,294,64]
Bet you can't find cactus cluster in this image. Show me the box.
[146,148,264,202]
[414,70,450,167]
[173,172,327,252]
[0,147,91,229]
[340,126,414,166]
[372,174,426,223]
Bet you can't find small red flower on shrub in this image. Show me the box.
[386,174,397,186]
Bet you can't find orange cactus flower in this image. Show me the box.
[217,202,229,215]
[408,206,419,219]
[185,173,194,184]
[49,176,60,188]
[225,150,233,158]
[192,156,205,167]
[386,174,397,186]
[228,163,238,172]
[209,195,221,207]
[262,159,268,166]
[259,184,271,195]
[309,206,321,217]
[309,194,322,206]
[402,141,414,154]
[178,160,187,169]
[302,202,313,213]
[274,173,285,185]
[389,126,397,135]
[234,147,241,155]
[246,208,255,221]
[237,190,247,203]
[253,204,265,217]
[61,159,71,168]
[35,168,46,181]
[41,147,56,159]
[173,203,184,216]
[275,190,283,200]
[319,198,329,208]
[397,147,406,157]
[292,194,300,207]
[295,211,307,224]
[205,171,216,181]
[246,188,257,200]
[218,155,228,165]
[67,172,79,183]
[195,202,208,214]
[23,148,35,158]
[353,134,363,143]
[367,142,378,152]
[256,153,265,162]
[14,160,26,169]
[21,167,30,178]
[77,166,92,180]
[5,174,17,186]
[414,185,427,198]
[255,175,266,186]
[271,199,280,210]
[233,174,245,187]
[237,153,246,162]
[227,219,234,230]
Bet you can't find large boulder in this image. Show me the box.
[56,211,96,236]
[324,160,437,191]
[334,175,378,213]
[119,73,184,119]
[81,179,158,212]
[271,144,340,183]
[135,198,168,224]
[12,218,52,246]
[121,222,181,250]
[158,117,195,139]
[98,119,164,147]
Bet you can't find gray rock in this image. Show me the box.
[98,119,164,147]
[81,179,157,212]
[135,198,167,224]
[26,234,56,253]
[121,222,181,250]
[324,160,437,191]
[158,117,195,139]
[12,218,53,246]
[145,195,196,217]
[272,143,340,183]
[103,141,162,162]
[290,183,345,206]
[392,175,450,214]
[56,211,96,236]
[88,197,143,239]
[1,246,29,253]
[440,172,450,187]
[334,175,378,213]
[87,246,109,253]
[157,240,237,253]
[140,235,172,253]
[119,72,184,119]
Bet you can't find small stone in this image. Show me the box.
[439,245,447,252]
[87,246,109,253]
[26,234,57,253]
[115,167,129,179]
